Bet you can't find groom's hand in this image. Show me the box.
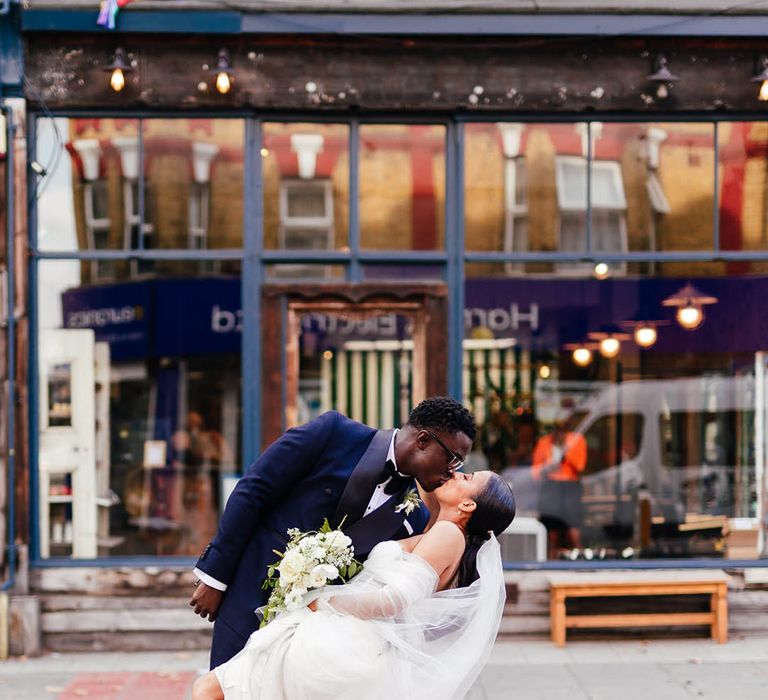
[190,581,223,621]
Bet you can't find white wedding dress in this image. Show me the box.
[214,536,506,699]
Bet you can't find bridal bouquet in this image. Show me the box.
[259,519,360,627]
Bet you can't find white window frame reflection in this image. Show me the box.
[188,180,220,273]
[188,181,210,250]
[123,179,155,277]
[504,157,528,273]
[277,179,335,278]
[83,180,113,279]
[556,156,628,275]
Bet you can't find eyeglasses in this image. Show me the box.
[425,430,465,472]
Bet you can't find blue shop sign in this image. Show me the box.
[61,275,768,360]
[62,282,151,361]
[62,278,242,360]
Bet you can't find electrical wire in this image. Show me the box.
[23,77,63,201]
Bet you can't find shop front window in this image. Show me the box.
[463,261,763,561]
[37,260,242,558]
[464,122,718,274]
[360,124,446,251]
[263,122,348,266]
[35,117,244,266]
[33,114,768,568]
[717,121,768,254]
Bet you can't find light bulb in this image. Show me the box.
[599,337,620,358]
[656,83,668,99]
[634,325,658,348]
[539,365,551,380]
[572,347,593,367]
[594,262,610,280]
[110,68,125,92]
[676,304,703,330]
[760,80,768,102]
[216,71,231,94]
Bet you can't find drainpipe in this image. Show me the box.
[1,103,17,595]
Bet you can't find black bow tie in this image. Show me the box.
[383,459,411,495]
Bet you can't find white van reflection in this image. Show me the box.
[505,375,756,536]
[576,375,755,524]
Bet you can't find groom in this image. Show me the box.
[190,396,476,667]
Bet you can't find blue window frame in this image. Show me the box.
[27,110,768,568]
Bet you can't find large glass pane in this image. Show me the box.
[718,121,768,252]
[38,260,242,558]
[464,123,585,259]
[36,118,244,259]
[36,118,138,255]
[262,123,349,254]
[464,122,716,272]
[466,263,763,562]
[360,124,445,250]
[596,122,714,256]
[143,119,244,250]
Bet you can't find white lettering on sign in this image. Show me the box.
[211,305,243,333]
[300,313,398,336]
[211,309,399,336]
[464,303,539,332]
[67,305,143,328]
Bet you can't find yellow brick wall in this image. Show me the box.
[464,128,504,252]
[359,143,412,249]
[67,119,768,282]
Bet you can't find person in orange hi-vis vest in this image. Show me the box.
[532,420,587,559]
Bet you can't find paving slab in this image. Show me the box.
[1,638,768,699]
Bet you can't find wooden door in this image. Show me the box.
[261,282,448,449]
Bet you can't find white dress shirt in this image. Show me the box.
[194,429,408,591]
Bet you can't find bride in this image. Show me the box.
[192,470,515,700]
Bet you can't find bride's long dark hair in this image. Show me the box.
[456,473,516,588]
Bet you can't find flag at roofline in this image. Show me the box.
[97,0,135,30]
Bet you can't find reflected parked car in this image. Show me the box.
[571,375,756,526]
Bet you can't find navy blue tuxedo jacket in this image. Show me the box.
[195,410,430,668]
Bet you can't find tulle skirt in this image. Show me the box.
[214,538,505,700]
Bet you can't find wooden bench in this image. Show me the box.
[547,571,730,647]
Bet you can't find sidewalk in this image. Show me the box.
[1,637,767,699]
[470,636,768,699]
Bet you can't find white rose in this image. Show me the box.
[327,531,352,551]
[284,588,306,610]
[308,563,339,587]
[307,568,327,588]
[298,535,317,551]
[278,549,306,584]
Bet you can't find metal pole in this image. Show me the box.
[1,104,17,591]
[755,352,766,556]
[447,121,464,400]
[348,120,361,282]
[242,118,263,463]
